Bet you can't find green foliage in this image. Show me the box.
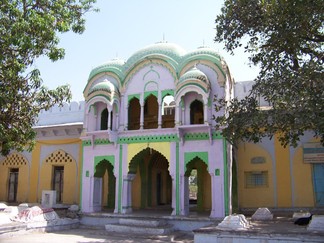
[0,0,97,155]
[214,0,324,147]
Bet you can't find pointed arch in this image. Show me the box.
[144,94,158,129]
[94,158,116,208]
[128,97,140,130]
[128,147,171,210]
[185,156,211,213]
[190,99,204,124]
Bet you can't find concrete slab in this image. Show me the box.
[194,217,324,243]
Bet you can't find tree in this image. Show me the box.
[0,0,97,156]
[214,0,324,147]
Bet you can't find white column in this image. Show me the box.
[121,174,136,214]
[180,175,189,216]
[107,106,111,131]
[125,104,129,131]
[140,103,144,130]
[204,102,208,124]
[115,113,119,131]
[175,105,180,126]
[158,103,162,128]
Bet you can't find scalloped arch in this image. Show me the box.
[123,59,177,89]
[128,148,169,174]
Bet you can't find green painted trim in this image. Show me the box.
[94,155,115,169]
[212,131,223,139]
[86,94,111,103]
[118,134,178,144]
[184,133,209,141]
[176,142,180,215]
[176,81,208,93]
[208,98,212,108]
[82,140,92,146]
[84,133,221,147]
[223,139,229,216]
[80,144,84,210]
[92,105,97,116]
[184,152,208,166]
[161,89,174,99]
[180,98,184,108]
[94,138,113,145]
[128,94,140,103]
[118,145,123,213]
[144,90,158,100]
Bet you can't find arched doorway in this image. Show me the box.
[185,157,211,215]
[128,97,140,130]
[190,99,204,124]
[94,159,116,210]
[144,95,158,129]
[162,95,175,128]
[129,148,172,213]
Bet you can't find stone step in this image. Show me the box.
[105,223,173,235]
[118,218,166,227]
[105,218,172,235]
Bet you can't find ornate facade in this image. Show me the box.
[1,42,323,217]
[81,42,233,217]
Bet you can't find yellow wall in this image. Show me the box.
[38,149,78,204]
[0,153,30,203]
[31,138,81,204]
[202,169,211,210]
[274,135,292,207]
[132,167,141,209]
[29,143,41,202]
[237,143,275,208]
[292,143,315,207]
[128,142,170,167]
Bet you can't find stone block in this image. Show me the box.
[251,207,273,221]
[307,215,324,232]
[217,214,250,230]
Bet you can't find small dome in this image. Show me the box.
[88,80,115,95]
[176,67,210,94]
[179,66,208,84]
[88,58,125,82]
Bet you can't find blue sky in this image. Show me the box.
[34,0,259,101]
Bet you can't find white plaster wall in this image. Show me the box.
[36,101,85,126]
[125,64,175,96]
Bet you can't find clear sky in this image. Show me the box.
[34,0,259,102]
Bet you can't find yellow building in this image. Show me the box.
[0,102,84,205]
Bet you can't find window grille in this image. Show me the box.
[245,171,268,188]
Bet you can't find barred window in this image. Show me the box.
[245,171,268,188]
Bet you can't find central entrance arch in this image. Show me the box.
[129,148,172,213]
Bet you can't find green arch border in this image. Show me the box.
[94,155,115,170]
[184,151,208,168]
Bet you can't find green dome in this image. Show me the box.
[179,67,208,84]
[88,58,125,82]
[88,80,114,95]
[125,42,186,70]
